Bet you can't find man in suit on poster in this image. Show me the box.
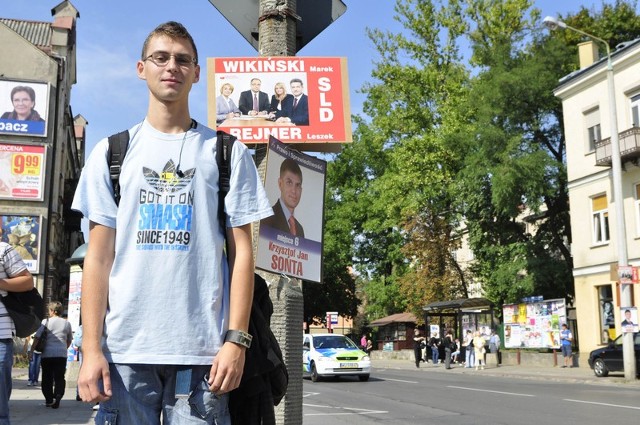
[275,78,309,126]
[238,78,270,116]
[261,158,305,238]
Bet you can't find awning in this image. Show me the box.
[423,298,493,313]
[369,312,417,326]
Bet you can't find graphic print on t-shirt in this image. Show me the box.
[136,159,195,252]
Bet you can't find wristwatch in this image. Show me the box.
[224,330,252,349]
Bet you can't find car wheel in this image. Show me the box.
[593,358,609,377]
[311,363,320,382]
[358,374,370,382]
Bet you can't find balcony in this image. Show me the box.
[595,126,640,166]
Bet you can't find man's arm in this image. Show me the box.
[77,221,115,403]
[208,223,254,394]
[238,92,250,115]
[0,268,33,292]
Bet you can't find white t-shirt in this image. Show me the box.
[0,242,28,338]
[71,121,272,365]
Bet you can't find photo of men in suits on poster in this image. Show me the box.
[0,79,49,137]
[256,136,326,283]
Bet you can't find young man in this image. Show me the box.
[71,22,272,424]
[261,158,305,238]
[559,323,573,368]
[0,235,34,424]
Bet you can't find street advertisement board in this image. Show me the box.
[68,265,82,332]
[256,136,326,283]
[0,214,41,273]
[0,79,49,137]
[207,56,351,148]
[503,298,566,349]
[0,142,46,201]
[620,306,639,333]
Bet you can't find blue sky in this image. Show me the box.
[2,0,611,156]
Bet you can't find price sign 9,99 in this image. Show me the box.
[12,153,41,175]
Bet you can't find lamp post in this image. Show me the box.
[544,16,636,380]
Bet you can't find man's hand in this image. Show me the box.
[207,342,246,395]
[77,351,112,403]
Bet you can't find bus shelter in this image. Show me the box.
[423,298,495,344]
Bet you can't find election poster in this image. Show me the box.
[0,142,46,201]
[0,214,42,273]
[503,298,566,349]
[207,56,351,150]
[256,136,326,283]
[0,80,49,137]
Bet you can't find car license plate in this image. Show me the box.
[340,362,358,368]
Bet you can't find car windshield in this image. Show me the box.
[313,336,357,349]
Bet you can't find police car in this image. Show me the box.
[303,333,371,382]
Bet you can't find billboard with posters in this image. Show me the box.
[256,136,326,283]
[503,298,567,349]
[207,57,351,147]
[0,142,46,201]
[0,214,42,273]
[0,80,49,137]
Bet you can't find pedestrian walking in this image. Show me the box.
[443,330,453,369]
[560,323,573,368]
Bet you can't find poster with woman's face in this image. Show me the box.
[0,79,49,137]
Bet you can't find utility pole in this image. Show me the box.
[256,1,303,424]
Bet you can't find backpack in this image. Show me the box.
[0,287,45,338]
[107,128,288,406]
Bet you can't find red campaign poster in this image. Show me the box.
[207,57,351,149]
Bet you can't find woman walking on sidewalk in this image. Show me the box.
[35,301,72,409]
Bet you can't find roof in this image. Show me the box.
[0,18,52,50]
[423,298,493,313]
[370,312,418,327]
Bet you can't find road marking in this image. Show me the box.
[564,399,640,410]
[303,404,389,416]
[380,378,418,384]
[447,386,535,397]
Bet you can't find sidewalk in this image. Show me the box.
[9,367,96,425]
[372,357,640,387]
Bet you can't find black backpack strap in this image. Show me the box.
[216,130,237,232]
[107,130,130,206]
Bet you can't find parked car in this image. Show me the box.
[303,333,371,382]
[588,332,640,377]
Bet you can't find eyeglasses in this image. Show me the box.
[144,51,197,67]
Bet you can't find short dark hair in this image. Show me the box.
[280,158,302,180]
[290,78,304,87]
[142,21,198,64]
[11,85,36,102]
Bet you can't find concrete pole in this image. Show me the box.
[256,1,303,423]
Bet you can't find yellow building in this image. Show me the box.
[554,39,640,354]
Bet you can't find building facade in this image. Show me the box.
[554,39,640,353]
[0,1,85,307]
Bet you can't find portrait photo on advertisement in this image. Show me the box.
[0,79,49,137]
[256,136,326,283]
[0,214,41,273]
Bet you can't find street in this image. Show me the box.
[302,364,640,425]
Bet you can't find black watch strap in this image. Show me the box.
[225,330,252,348]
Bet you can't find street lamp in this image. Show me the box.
[544,16,636,380]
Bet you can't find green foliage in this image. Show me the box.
[318,0,640,325]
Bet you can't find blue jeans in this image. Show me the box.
[28,352,41,384]
[96,364,230,425]
[466,347,474,367]
[0,338,13,425]
[431,347,439,364]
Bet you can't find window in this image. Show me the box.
[584,108,601,152]
[636,184,640,237]
[598,285,614,344]
[592,194,609,244]
[631,93,640,127]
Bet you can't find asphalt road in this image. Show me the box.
[302,366,640,425]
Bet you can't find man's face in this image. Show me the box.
[137,35,200,104]
[290,81,303,97]
[625,311,632,320]
[278,170,302,212]
[251,79,262,93]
